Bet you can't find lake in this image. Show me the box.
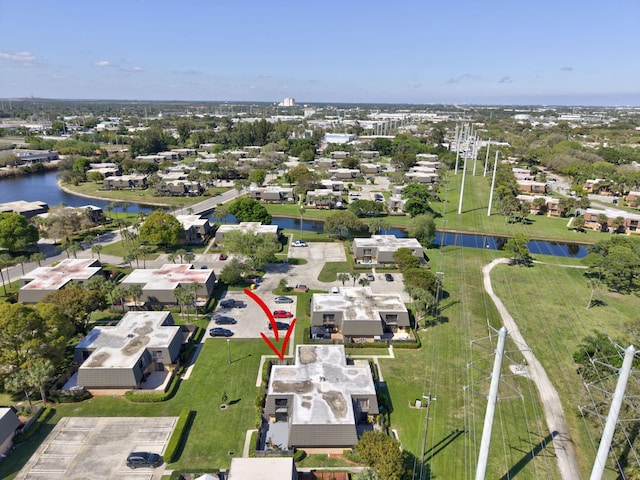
[0,171,590,258]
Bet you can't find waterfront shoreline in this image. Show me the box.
[57,181,172,208]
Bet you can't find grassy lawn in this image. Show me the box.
[490,262,639,479]
[317,262,351,282]
[61,181,230,209]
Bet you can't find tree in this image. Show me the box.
[127,284,143,310]
[323,211,364,239]
[0,212,39,252]
[27,358,56,405]
[228,198,272,224]
[91,244,103,260]
[42,283,106,334]
[0,303,47,370]
[596,213,609,232]
[5,370,34,412]
[176,117,195,145]
[407,213,436,247]
[358,277,371,288]
[174,285,193,321]
[248,169,267,186]
[504,233,532,265]
[350,272,360,286]
[223,231,279,270]
[403,268,437,294]
[139,211,184,248]
[393,248,421,271]
[219,258,245,285]
[337,273,350,286]
[30,251,46,267]
[211,205,229,224]
[573,216,585,231]
[353,431,407,480]
[348,200,384,218]
[368,217,391,235]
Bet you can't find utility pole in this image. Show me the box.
[458,151,468,214]
[475,327,508,480]
[483,139,491,177]
[589,345,637,480]
[419,394,436,480]
[487,151,499,216]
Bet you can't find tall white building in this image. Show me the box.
[279,97,295,107]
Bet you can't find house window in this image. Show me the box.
[357,399,369,410]
[385,314,398,322]
[275,398,288,407]
[323,314,335,322]
[363,249,372,255]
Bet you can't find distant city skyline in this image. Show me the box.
[1,0,639,106]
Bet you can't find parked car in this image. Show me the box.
[219,299,245,308]
[384,273,394,281]
[127,452,163,469]
[209,327,234,337]
[268,321,291,330]
[291,240,308,247]
[214,315,237,325]
[331,286,340,294]
[273,310,293,319]
[366,273,375,281]
[274,296,294,304]
[218,253,228,260]
[294,284,309,292]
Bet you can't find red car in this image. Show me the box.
[272,310,293,319]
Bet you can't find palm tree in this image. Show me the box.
[28,358,55,406]
[184,252,195,264]
[5,370,34,413]
[15,255,28,276]
[358,277,370,288]
[127,284,143,310]
[350,272,360,286]
[91,244,103,260]
[30,251,45,267]
[176,249,187,264]
[337,273,350,286]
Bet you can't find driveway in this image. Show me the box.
[15,416,177,480]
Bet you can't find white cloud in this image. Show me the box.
[93,60,113,67]
[0,51,38,66]
[131,66,143,72]
[561,66,573,72]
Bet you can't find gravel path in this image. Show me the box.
[483,258,582,480]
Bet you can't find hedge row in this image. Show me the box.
[124,374,181,403]
[164,408,193,463]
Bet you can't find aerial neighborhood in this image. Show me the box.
[0,98,639,480]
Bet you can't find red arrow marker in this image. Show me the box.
[244,288,296,360]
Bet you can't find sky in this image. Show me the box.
[1,0,639,106]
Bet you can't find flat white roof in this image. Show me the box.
[312,287,407,320]
[0,200,48,213]
[216,222,278,235]
[228,457,294,480]
[585,207,640,221]
[175,214,210,230]
[121,264,214,290]
[269,345,375,426]
[21,259,102,291]
[353,234,423,253]
[77,311,179,369]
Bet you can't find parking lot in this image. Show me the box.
[15,416,177,480]
[205,290,297,339]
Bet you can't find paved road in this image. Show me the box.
[483,258,582,480]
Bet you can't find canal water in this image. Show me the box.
[1,170,589,258]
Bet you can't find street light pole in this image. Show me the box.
[419,394,436,480]
[227,339,231,365]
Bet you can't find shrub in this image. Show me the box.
[14,407,53,444]
[164,408,193,463]
[293,449,307,462]
[124,375,181,403]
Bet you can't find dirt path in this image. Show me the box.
[483,258,582,480]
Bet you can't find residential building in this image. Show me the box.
[517,180,547,195]
[120,264,216,307]
[415,153,439,162]
[625,191,640,207]
[361,163,382,175]
[404,171,439,184]
[319,179,347,192]
[330,151,350,160]
[156,180,204,196]
[263,345,378,448]
[19,259,103,304]
[0,200,49,218]
[311,287,410,341]
[215,222,279,244]
[361,150,380,159]
[103,174,148,190]
[328,168,361,180]
[516,195,561,216]
[228,458,297,480]
[352,235,424,264]
[74,311,184,390]
[583,178,613,195]
[0,408,21,456]
[387,194,407,214]
[582,207,640,233]
[175,214,212,244]
[249,186,295,203]
[305,189,342,209]
[7,149,59,165]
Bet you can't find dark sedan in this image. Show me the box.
[267,322,291,330]
[209,327,234,337]
[214,316,237,325]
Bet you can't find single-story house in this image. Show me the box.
[328,168,361,180]
[404,171,439,184]
[625,191,640,207]
[311,287,409,341]
[314,157,337,169]
[120,264,216,307]
[135,154,165,163]
[264,345,378,448]
[319,179,347,192]
[250,186,295,203]
[352,235,424,265]
[175,214,212,244]
[228,458,297,480]
[0,200,49,218]
[103,174,148,190]
[330,151,350,160]
[387,195,407,214]
[517,180,547,195]
[172,148,197,157]
[361,150,380,159]
[74,311,184,390]
[361,163,382,175]
[214,222,280,245]
[19,259,103,304]
[156,180,204,196]
[305,189,342,209]
[415,153,438,162]
[0,408,21,456]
